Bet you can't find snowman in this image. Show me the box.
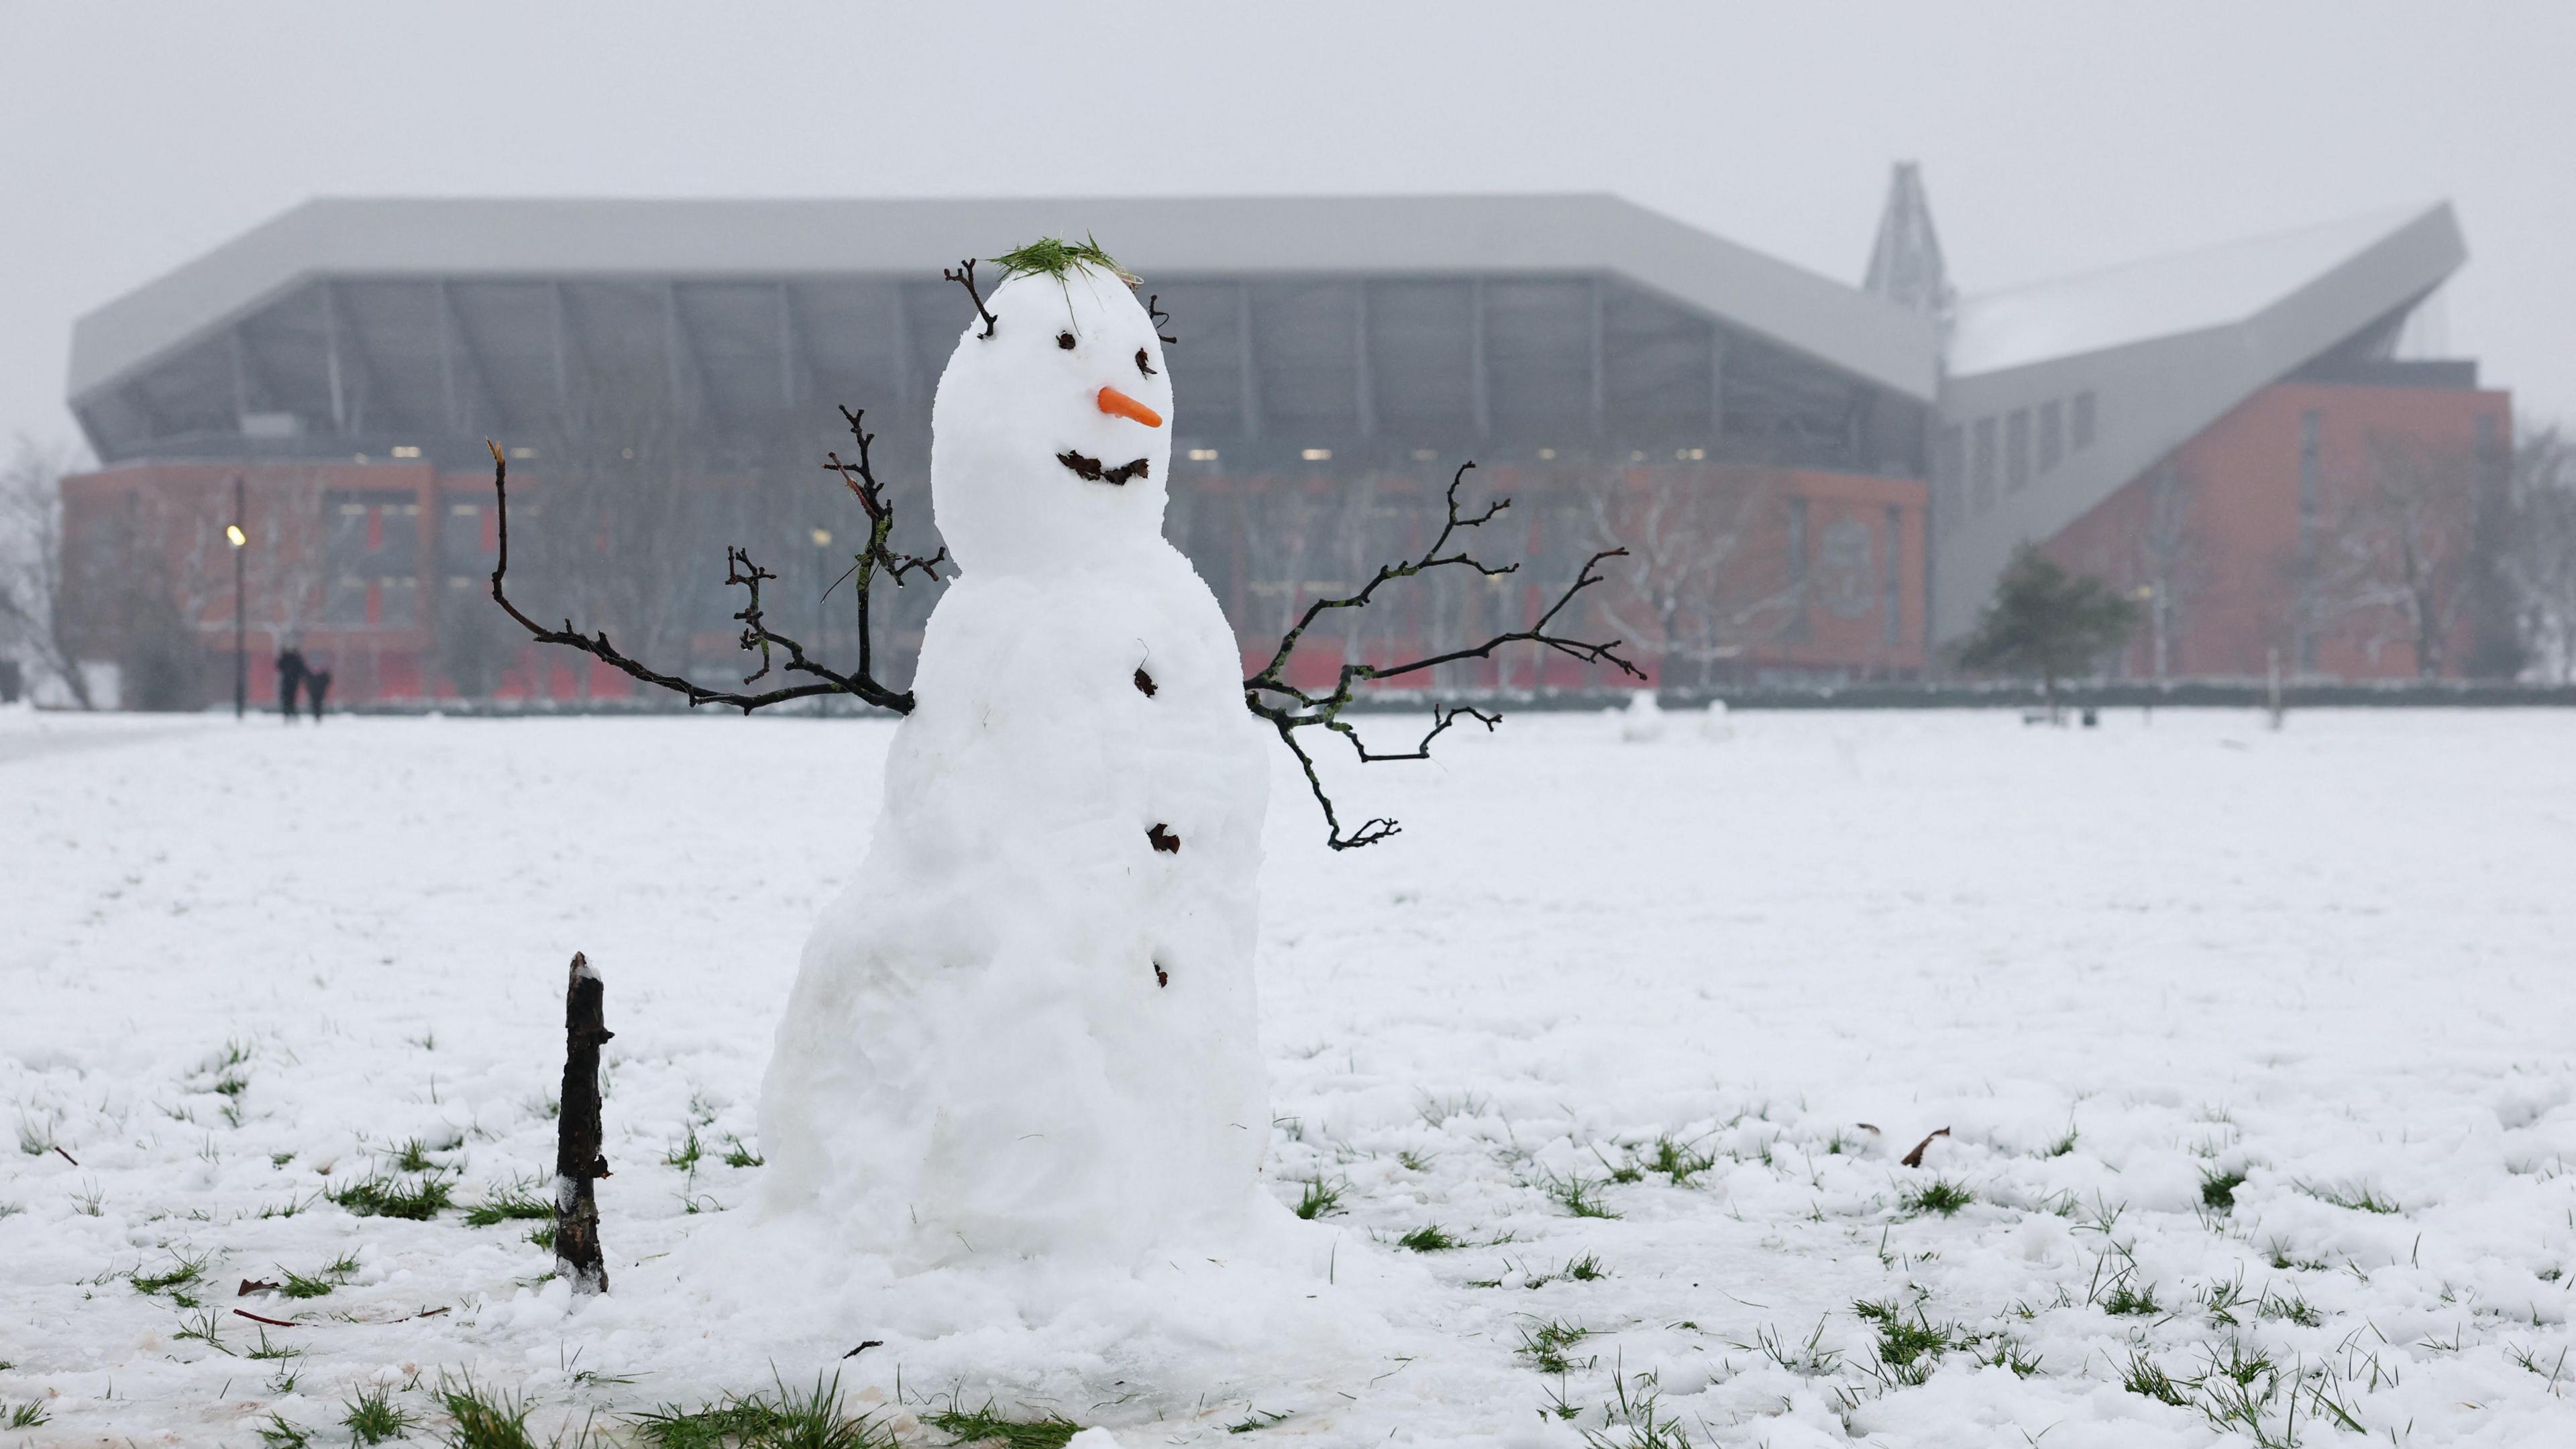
[755,242,1277,1267]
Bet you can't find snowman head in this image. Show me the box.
[929,239,1175,576]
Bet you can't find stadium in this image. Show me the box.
[52,173,2505,707]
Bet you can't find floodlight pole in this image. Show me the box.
[231,474,247,719]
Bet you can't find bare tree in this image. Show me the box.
[2318,435,2481,678]
[0,437,95,708]
[2505,424,2576,682]
[1580,465,1794,688]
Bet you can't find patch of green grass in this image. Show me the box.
[922,1397,1079,1449]
[663,1129,704,1173]
[129,1246,213,1296]
[527,1224,557,1252]
[2101,1279,2161,1317]
[2199,1167,2247,1213]
[246,1327,301,1362]
[9,1401,52,1430]
[437,1376,548,1449]
[174,1307,229,1354]
[1395,1224,1462,1252]
[1986,1341,2043,1377]
[1562,1253,1608,1281]
[1223,1409,1290,1435]
[255,1412,311,1447]
[720,1136,763,1169]
[1854,1298,1959,1385]
[341,1385,413,1446]
[2121,1348,2189,1406]
[1291,1175,1344,1220]
[992,235,1126,284]
[1514,1318,1593,1376]
[390,1136,458,1174]
[2043,1126,2079,1158]
[2263,1238,2328,1272]
[1538,1171,1619,1220]
[329,1173,454,1220]
[2294,1179,2400,1214]
[2257,1285,2322,1328]
[466,1186,554,1228]
[1644,1134,1717,1185]
[631,1373,885,1449]
[1898,1177,1974,1218]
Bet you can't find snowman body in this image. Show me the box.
[757,262,1274,1266]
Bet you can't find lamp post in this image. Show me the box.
[810,527,833,716]
[227,474,248,719]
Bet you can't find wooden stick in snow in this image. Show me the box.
[555,951,613,1294]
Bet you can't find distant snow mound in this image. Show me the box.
[1619,691,1666,743]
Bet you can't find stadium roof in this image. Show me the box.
[1947,201,2462,378]
[68,194,1942,423]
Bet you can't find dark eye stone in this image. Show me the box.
[1135,347,1157,377]
[1057,331,1077,350]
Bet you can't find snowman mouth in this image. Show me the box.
[1057,450,1150,486]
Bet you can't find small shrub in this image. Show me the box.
[1395,1224,1461,1252]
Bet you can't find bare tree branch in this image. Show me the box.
[483,439,924,714]
[1244,462,1642,849]
[945,260,996,339]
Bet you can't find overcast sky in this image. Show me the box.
[4,1,2570,459]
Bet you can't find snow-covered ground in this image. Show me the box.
[4,703,2573,1447]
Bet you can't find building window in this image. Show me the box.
[2072,390,2096,450]
[1882,504,1902,647]
[2006,409,2032,492]
[1935,425,1964,537]
[2039,399,2064,474]
[1971,417,1997,514]
[1787,497,1810,640]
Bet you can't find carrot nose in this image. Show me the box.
[1097,386,1163,428]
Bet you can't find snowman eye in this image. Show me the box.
[1055,331,1077,351]
[1134,347,1157,378]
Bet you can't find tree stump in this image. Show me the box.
[555,951,612,1294]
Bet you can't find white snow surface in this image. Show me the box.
[753,260,1278,1272]
[5,704,2576,1446]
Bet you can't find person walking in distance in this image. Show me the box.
[305,659,332,723]
[274,643,308,723]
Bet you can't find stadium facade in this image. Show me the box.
[49,178,2504,708]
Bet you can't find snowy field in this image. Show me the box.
[4,703,2574,1447]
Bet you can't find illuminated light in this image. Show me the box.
[1411,449,1438,462]
[509,447,537,460]
[1688,447,1707,461]
[1187,448,1220,462]
[225,524,247,547]
[1301,448,1332,462]
[390,445,422,459]
[810,527,833,547]
[1630,450,1648,463]
[1538,448,1557,461]
[621,448,635,460]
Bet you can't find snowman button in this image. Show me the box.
[1134,667,1157,698]
[1147,824,1181,855]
